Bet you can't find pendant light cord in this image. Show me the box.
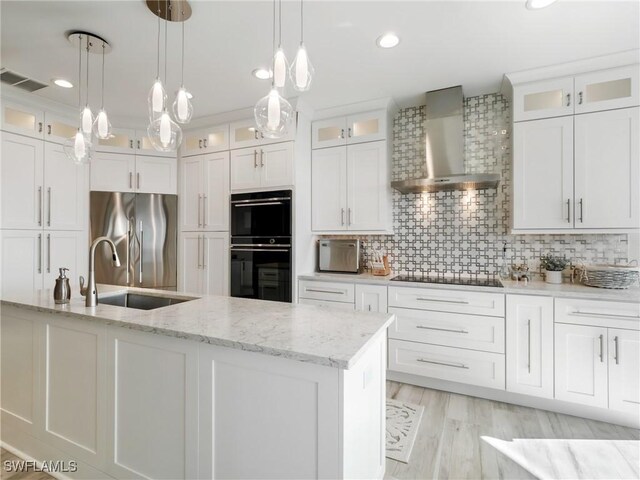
[181,10,185,86]
[85,36,90,106]
[164,0,168,85]
[278,0,282,47]
[78,34,82,107]
[272,0,276,88]
[156,6,161,78]
[300,0,304,42]
[101,43,105,108]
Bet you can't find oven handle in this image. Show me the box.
[231,196,290,204]
[233,202,283,208]
[232,243,291,248]
[231,248,290,252]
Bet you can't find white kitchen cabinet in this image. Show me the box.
[230,119,296,150]
[388,286,505,317]
[135,132,174,157]
[179,232,229,296]
[298,298,355,311]
[180,152,229,231]
[1,100,44,139]
[90,151,176,194]
[42,112,77,145]
[512,116,574,230]
[355,284,387,313]
[312,110,387,149]
[230,142,293,192]
[574,107,639,229]
[298,280,355,304]
[0,230,43,295]
[512,76,574,122]
[95,128,137,154]
[311,146,347,231]
[135,155,177,194]
[42,231,87,290]
[555,323,609,409]
[182,124,229,156]
[1,132,44,229]
[506,295,554,399]
[574,65,639,114]
[608,328,640,415]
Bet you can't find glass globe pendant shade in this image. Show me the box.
[92,109,112,140]
[148,79,167,121]
[289,43,314,92]
[273,47,288,89]
[80,106,93,136]
[254,88,294,139]
[172,87,193,124]
[147,110,183,152]
[63,130,92,165]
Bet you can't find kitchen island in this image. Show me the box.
[0,285,394,480]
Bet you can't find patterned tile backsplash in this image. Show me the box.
[325,93,632,276]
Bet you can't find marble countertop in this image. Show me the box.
[0,285,395,370]
[299,272,640,302]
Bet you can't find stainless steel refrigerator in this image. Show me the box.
[90,191,178,289]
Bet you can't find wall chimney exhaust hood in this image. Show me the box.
[391,86,500,194]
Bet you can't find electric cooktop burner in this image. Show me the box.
[390,274,503,288]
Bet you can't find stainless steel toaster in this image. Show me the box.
[318,239,360,273]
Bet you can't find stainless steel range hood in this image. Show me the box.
[391,86,500,194]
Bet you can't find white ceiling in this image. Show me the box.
[1,0,638,125]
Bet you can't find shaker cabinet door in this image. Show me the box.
[311,146,347,231]
[179,156,203,231]
[203,232,229,296]
[513,77,574,122]
[0,230,43,295]
[90,152,135,193]
[608,328,640,415]
[574,65,640,114]
[203,152,230,231]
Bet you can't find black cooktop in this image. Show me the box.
[390,274,503,288]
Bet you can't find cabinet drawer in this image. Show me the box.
[555,298,640,330]
[388,286,505,317]
[298,298,355,311]
[388,339,505,390]
[298,280,355,303]
[388,307,504,353]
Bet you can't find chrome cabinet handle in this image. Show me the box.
[614,336,620,365]
[47,187,51,226]
[368,305,372,312]
[47,234,51,273]
[306,288,344,295]
[341,208,345,226]
[201,236,206,269]
[203,138,208,148]
[47,125,52,135]
[416,325,469,334]
[139,221,143,283]
[348,127,352,138]
[579,198,584,223]
[254,150,258,168]
[260,149,264,167]
[129,140,134,149]
[340,128,345,139]
[578,92,583,105]
[136,173,140,189]
[416,297,470,305]
[417,358,469,369]
[566,199,571,223]
[568,311,640,320]
[38,122,43,133]
[202,195,207,227]
[38,186,42,226]
[566,93,571,106]
[254,130,259,140]
[137,140,141,149]
[599,334,604,363]
[527,319,531,373]
[199,139,203,149]
[347,208,351,226]
[129,172,133,189]
[198,194,202,227]
[197,235,201,269]
[37,234,42,273]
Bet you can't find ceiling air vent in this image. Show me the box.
[0,68,48,92]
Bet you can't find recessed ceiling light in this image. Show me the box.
[376,33,400,49]
[53,78,73,88]
[525,0,558,9]
[252,68,272,80]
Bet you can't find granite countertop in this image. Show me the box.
[0,284,395,370]
[298,272,640,303]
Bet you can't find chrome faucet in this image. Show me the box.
[80,236,121,307]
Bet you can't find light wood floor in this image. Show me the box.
[2,381,638,480]
[385,380,640,480]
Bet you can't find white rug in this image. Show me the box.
[385,399,425,463]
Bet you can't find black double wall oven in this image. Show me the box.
[230,190,292,303]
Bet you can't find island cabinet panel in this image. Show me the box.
[106,327,199,480]
[41,317,107,469]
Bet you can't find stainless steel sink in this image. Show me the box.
[99,293,194,310]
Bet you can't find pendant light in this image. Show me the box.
[172,9,193,124]
[148,7,167,121]
[272,0,288,88]
[92,41,112,139]
[254,0,293,138]
[64,34,91,164]
[80,35,93,136]
[289,0,314,91]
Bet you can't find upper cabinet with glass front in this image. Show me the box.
[312,110,387,149]
[229,119,295,149]
[1,101,45,139]
[182,124,229,157]
[574,65,639,114]
[512,77,574,122]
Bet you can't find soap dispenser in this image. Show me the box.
[54,268,71,304]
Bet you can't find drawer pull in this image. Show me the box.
[416,297,469,305]
[569,311,640,320]
[306,288,344,295]
[416,325,469,334]
[416,358,469,369]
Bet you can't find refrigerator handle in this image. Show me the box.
[125,219,131,285]
[139,220,143,284]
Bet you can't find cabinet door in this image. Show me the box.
[347,141,388,231]
[179,233,203,294]
[135,130,174,157]
[355,284,387,313]
[512,117,574,230]
[575,65,639,114]
[513,77,574,122]
[230,147,261,191]
[179,157,203,231]
[574,107,639,229]
[135,155,177,194]
[203,232,229,296]
[43,113,78,145]
[0,230,43,294]
[1,101,44,138]
[346,111,386,144]
[0,132,44,229]
[555,323,608,409]
[259,142,293,188]
[311,146,347,231]
[609,329,640,415]
[90,152,135,192]
[506,295,554,399]
[312,117,347,149]
[202,124,230,153]
[44,231,87,292]
[230,120,262,149]
[44,142,88,231]
[95,128,137,154]
[203,152,230,231]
